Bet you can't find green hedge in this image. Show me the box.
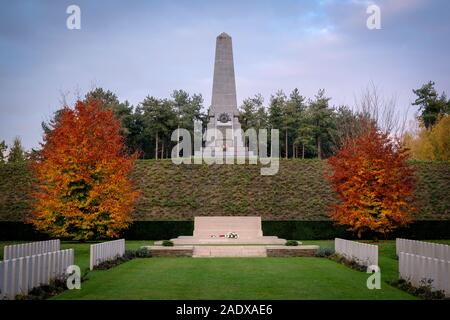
[1,220,449,241]
[123,221,194,240]
[0,222,50,241]
[262,220,450,240]
[262,221,352,240]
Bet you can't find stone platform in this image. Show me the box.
[147,246,194,257]
[144,245,319,258]
[193,245,267,257]
[266,245,320,257]
[154,237,286,246]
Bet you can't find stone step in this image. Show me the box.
[193,246,267,258]
[168,237,286,246]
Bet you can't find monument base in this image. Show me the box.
[144,245,320,258]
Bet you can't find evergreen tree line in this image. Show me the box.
[2,81,448,162]
[68,87,369,160]
[0,137,26,164]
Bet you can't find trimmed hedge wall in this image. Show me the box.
[1,220,449,241]
[262,220,450,240]
[0,222,50,241]
[123,221,194,240]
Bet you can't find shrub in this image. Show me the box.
[285,240,299,246]
[15,269,90,300]
[16,277,68,300]
[26,278,67,300]
[135,247,152,258]
[315,247,335,257]
[391,278,446,300]
[94,255,128,270]
[93,248,151,270]
[162,240,174,247]
[329,253,366,272]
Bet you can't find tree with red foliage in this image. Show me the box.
[327,124,416,238]
[28,99,140,240]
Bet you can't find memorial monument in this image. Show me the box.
[199,32,251,158]
[145,34,322,257]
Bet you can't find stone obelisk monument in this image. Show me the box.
[206,32,245,156]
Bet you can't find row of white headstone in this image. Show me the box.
[89,239,125,270]
[397,239,450,297]
[1,238,127,299]
[334,238,378,267]
[0,248,74,300]
[396,238,450,261]
[399,252,450,296]
[4,239,60,260]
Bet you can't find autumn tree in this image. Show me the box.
[404,115,450,161]
[28,99,140,240]
[327,124,415,238]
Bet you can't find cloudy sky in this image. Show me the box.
[1,0,449,150]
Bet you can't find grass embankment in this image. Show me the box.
[2,160,448,221]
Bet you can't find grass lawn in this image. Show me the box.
[53,257,413,300]
[1,240,449,300]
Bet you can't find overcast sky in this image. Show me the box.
[1,0,449,150]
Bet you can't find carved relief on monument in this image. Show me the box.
[217,112,231,123]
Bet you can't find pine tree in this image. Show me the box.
[0,140,7,164]
[308,90,335,159]
[138,96,177,159]
[268,90,286,157]
[171,90,204,156]
[8,137,26,163]
[412,81,449,129]
[285,89,306,158]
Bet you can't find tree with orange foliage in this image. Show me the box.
[327,124,415,238]
[28,99,140,240]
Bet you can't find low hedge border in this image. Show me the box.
[0,220,449,241]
